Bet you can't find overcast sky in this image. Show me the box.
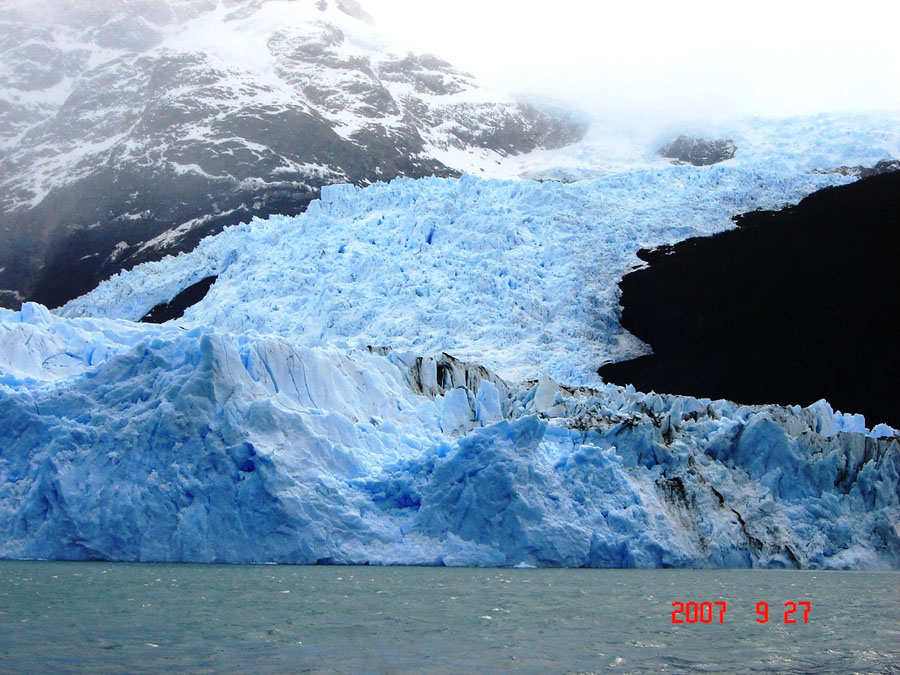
[366,0,900,125]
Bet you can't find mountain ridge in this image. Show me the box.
[0,0,585,308]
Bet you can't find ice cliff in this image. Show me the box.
[0,305,897,567]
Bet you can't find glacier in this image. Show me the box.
[4,115,900,567]
[0,304,897,567]
[61,168,853,385]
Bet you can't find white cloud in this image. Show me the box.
[365,0,900,123]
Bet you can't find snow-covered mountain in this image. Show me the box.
[0,0,585,309]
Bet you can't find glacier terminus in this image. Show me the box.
[2,114,899,567]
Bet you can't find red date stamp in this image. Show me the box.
[671,601,728,623]
[671,601,811,624]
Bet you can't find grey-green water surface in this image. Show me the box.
[0,563,898,674]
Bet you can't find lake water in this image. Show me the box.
[1,563,897,673]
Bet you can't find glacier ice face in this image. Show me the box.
[60,168,851,385]
[0,303,157,385]
[0,306,897,568]
[8,116,900,567]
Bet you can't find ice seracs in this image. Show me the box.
[60,168,852,385]
[0,304,897,567]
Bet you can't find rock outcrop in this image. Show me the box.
[658,135,737,166]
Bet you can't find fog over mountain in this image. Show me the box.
[366,0,900,123]
[0,0,584,309]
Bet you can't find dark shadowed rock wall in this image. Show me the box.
[599,170,900,427]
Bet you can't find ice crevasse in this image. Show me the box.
[60,169,856,385]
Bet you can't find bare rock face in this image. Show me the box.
[0,0,586,309]
[658,135,737,166]
[816,158,900,179]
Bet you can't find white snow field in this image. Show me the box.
[481,110,900,179]
[3,113,900,567]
